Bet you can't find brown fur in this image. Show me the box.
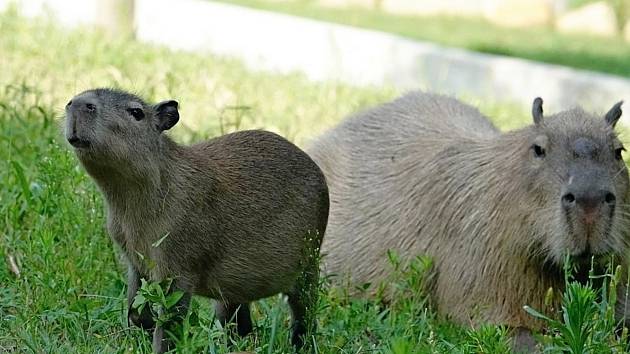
[65,88,329,353]
[308,92,630,349]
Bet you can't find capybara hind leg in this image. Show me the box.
[215,301,253,337]
[287,289,318,350]
[288,249,320,350]
[287,292,307,348]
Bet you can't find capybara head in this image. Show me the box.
[523,98,628,266]
[64,88,179,166]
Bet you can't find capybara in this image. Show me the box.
[308,92,629,351]
[65,88,329,353]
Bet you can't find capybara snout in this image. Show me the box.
[525,103,628,263]
[561,163,617,252]
[65,94,99,148]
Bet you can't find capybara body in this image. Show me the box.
[309,92,630,349]
[65,88,329,352]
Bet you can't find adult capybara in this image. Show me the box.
[64,88,329,353]
[308,92,630,351]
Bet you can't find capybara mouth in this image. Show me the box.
[68,136,91,149]
[569,243,614,269]
[571,250,594,266]
[568,251,612,286]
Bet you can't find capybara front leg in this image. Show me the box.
[126,264,155,331]
[215,301,253,337]
[152,288,191,353]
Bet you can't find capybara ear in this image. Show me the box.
[532,97,543,125]
[605,101,623,127]
[154,100,179,131]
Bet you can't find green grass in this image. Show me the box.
[215,0,630,78]
[0,9,629,354]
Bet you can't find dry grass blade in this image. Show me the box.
[6,253,20,278]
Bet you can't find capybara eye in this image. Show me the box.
[127,108,145,121]
[615,147,625,160]
[532,144,546,158]
[86,103,96,111]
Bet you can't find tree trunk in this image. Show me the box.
[95,0,135,38]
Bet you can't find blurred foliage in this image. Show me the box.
[219,0,630,77]
[569,0,630,29]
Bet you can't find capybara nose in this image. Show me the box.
[604,192,616,205]
[577,191,615,211]
[562,190,615,225]
[562,190,615,209]
[561,192,576,209]
[67,97,97,113]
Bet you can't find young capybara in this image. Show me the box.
[64,88,329,353]
[308,92,630,351]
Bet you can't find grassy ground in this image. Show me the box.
[215,0,630,78]
[0,10,628,354]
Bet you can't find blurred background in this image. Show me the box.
[3,0,630,352]
[3,0,630,139]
